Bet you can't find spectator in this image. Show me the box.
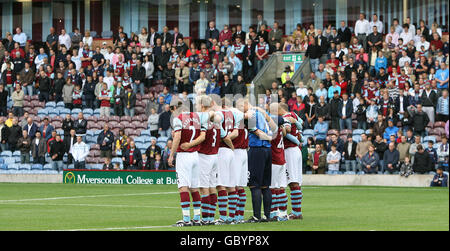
[0,85,8,116]
[39,118,55,141]
[122,85,135,117]
[7,118,22,152]
[356,133,371,161]
[70,135,90,170]
[62,78,74,109]
[343,135,358,173]
[73,112,87,136]
[437,136,449,171]
[62,114,74,138]
[436,89,448,122]
[383,119,399,141]
[11,84,24,117]
[383,142,400,174]
[338,92,353,130]
[158,104,172,137]
[430,167,448,187]
[313,115,328,145]
[99,82,111,117]
[412,145,433,174]
[111,81,125,117]
[0,118,9,151]
[425,140,438,168]
[122,141,142,170]
[49,134,65,172]
[17,130,31,164]
[326,144,341,174]
[145,138,162,161]
[31,131,46,165]
[310,144,327,174]
[102,157,114,170]
[399,156,414,177]
[23,117,38,140]
[97,124,114,159]
[360,145,379,174]
[64,129,77,166]
[411,104,430,137]
[148,108,160,138]
[114,129,128,157]
[397,135,411,163]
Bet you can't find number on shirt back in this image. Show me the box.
[189,126,196,143]
[212,129,217,147]
[277,131,284,149]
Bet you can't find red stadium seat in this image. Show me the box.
[340,129,352,136]
[327,129,339,136]
[109,116,120,123]
[121,116,132,122]
[434,121,446,128]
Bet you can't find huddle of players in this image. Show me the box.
[167,95,304,226]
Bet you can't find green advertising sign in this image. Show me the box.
[282,54,303,62]
[63,170,177,185]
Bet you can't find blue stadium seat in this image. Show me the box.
[0,157,4,164]
[140,130,151,137]
[0,151,12,157]
[303,129,315,136]
[353,129,365,136]
[19,164,32,171]
[31,164,43,170]
[46,101,56,108]
[101,30,113,38]
[352,135,362,143]
[157,143,166,149]
[56,101,65,108]
[83,108,94,116]
[48,109,60,117]
[8,164,19,170]
[423,136,436,144]
[0,164,7,170]
[43,164,53,170]
[93,109,101,116]
[157,136,168,143]
[12,151,21,157]
[37,109,49,116]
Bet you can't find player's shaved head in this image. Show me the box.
[279,103,289,113]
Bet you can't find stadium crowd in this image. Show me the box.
[0,12,449,181]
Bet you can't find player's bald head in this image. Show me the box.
[279,103,289,113]
[269,103,280,115]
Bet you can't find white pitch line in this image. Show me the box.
[0,191,179,203]
[48,225,175,231]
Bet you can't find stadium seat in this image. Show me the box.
[37,109,49,116]
[340,129,352,136]
[1,151,12,157]
[327,129,339,136]
[83,108,94,116]
[56,101,65,108]
[303,129,314,136]
[353,129,365,136]
[423,136,436,144]
[46,101,56,108]
[12,151,20,158]
[434,121,446,128]
[3,157,15,165]
[157,136,168,143]
[8,164,19,171]
[352,135,362,143]
[19,164,32,171]
[0,157,4,164]
[90,30,97,38]
[31,164,43,170]
[101,30,113,38]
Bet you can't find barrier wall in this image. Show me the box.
[0,172,438,187]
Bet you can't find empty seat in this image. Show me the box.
[423,136,436,144]
[353,129,365,136]
[352,135,362,143]
[1,151,12,157]
[101,30,113,38]
[19,164,32,171]
[31,164,43,170]
[434,121,446,128]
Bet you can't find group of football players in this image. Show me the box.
[167,94,304,226]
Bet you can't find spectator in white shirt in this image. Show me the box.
[82,31,93,49]
[369,14,383,34]
[415,35,430,51]
[70,135,90,170]
[404,17,416,36]
[58,29,72,50]
[399,24,413,45]
[13,27,27,47]
[392,18,403,34]
[327,144,341,174]
[399,50,411,68]
[354,13,370,50]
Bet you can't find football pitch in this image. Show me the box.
[0,183,448,231]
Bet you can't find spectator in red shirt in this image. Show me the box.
[326,52,340,73]
[219,24,233,44]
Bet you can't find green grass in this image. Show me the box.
[0,183,448,231]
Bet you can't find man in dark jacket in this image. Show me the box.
[0,84,9,116]
[337,20,352,45]
[31,131,47,165]
[383,142,400,174]
[7,118,22,152]
[412,145,433,174]
[38,70,51,103]
[64,129,77,166]
[16,130,32,164]
[343,135,358,172]
[83,75,96,109]
[132,59,146,95]
[62,114,74,137]
[430,167,448,187]
[158,104,172,137]
[23,117,39,140]
[412,104,430,137]
[73,112,88,136]
[122,141,142,170]
[329,91,341,130]
[338,93,353,130]
[220,74,234,98]
[53,72,65,103]
[242,38,256,83]
[49,134,65,172]
[97,124,114,159]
